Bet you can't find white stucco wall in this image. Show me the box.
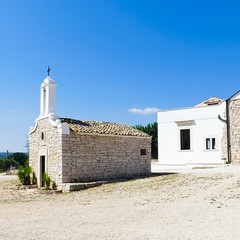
[40,76,57,118]
[158,102,226,165]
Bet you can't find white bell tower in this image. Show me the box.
[39,67,57,118]
[29,67,69,135]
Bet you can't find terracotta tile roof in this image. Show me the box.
[59,118,150,137]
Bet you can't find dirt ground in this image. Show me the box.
[1,165,240,240]
[0,173,17,182]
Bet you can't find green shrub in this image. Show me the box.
[17,166,32,185]
[42,172,51,190]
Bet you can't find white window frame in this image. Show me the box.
[176,121,194,152]
[179,127,192,151]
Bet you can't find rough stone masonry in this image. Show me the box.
[29,117,151,189]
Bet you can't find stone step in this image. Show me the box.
[62,181,106,192]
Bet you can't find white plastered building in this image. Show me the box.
[158,93,240,166]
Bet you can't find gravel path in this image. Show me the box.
[0,173,17,182]
[0,165,240,239]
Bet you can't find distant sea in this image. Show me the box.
[0,152,14,159]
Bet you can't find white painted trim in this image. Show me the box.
[177,125,193,152]
[29,116,49,134]
[175,120,194,126]
[29,115,70,135]
[203,135,218,151]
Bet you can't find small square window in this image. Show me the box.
[205,137,216,150]
[206,138,211,150]
[212,138,216,149]
[140,149,146,155]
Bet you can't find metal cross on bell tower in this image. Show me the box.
[47,66,51,76]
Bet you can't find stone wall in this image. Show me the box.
[29,117,152,187]
[29,117,63,186]
[61,132,151,183]
[229,99,240,164]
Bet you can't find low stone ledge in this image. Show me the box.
[62,181,105,193]
[34,189,62,194]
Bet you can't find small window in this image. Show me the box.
[205,138,216,150]
[41,132,44,140]
[140,149,147,155]
[206,138,211,150]
[180,129,191,150]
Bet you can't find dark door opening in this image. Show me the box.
[40,156,45,187]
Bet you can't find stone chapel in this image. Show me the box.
[29,75,151,189]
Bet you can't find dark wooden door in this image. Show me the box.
[40,156,45,187]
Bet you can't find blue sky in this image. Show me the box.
[1,0,240,152]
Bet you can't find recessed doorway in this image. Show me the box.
[40,156,46,187]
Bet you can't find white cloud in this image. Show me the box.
[128,107,160,115]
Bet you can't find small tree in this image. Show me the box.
[0,158,19,171]
[17,166,32,185]
[8,152,28,166]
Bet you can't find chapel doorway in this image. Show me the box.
[40,156,46,187]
